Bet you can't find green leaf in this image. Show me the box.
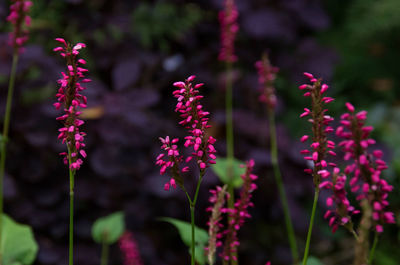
[91,212,125,245]
[211,157,245,188]
[160,217,208,265]
[1,215,38,265]
[301,256,323,265]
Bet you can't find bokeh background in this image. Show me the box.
[0,0,400,264]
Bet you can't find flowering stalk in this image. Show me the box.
[298,72,335,265]
[255,54,298,263]
[319,167,359,237]
[119,232,143,265]
[221,160,257,264]
[53,38,90,265]
[155,76,216,265]
[219,2,239,260]
[336,103,394,264]
[205,185,228,265]
[0,0,32,260]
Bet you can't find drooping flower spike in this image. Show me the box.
[336,103,395,233]
[255,53,279,109]
[221,160,258,262]
[319,167,360,233]
[54,38,91,171]
[299,72,336,188]
[7,0,33,52]
[155,76,217,191]
[218,0,239,63]
[119,231,143,265]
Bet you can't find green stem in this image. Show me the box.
[0,50,19,263]
[68,147,75,265]
[225,63,234,171]
[188,171,204,265]
[368,232,378,264]
[100,241,109,265]
[190,204,195,265]
[302,189,320,265]
[225,62,238,265]
[268,109,299,264]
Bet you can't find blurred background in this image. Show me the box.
[0,0,399,264]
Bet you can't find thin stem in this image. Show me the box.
[188,171,205,265]
[225,63,234,174]
[100,241,109,265]
[190,204,195,265]
[0,50,19,263]
[368,232,378,264]
[68,147,75,265]
[351,229,359,242]
[302,189,320,265]
[225,61,238,265]
[268,109,299,263]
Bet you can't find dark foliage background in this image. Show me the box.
[0,0,399,264]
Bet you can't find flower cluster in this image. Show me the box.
[336,102,395,232]
[205,185,229,265]
[320,167,360,233]
[218,0,239,63]
[155,76,216,190]
[119,231,143,265]
[205,160,258,262]
[7,0,33,51]
[54,38,91,170]
[298,72,336,187]
[255,54,279,109]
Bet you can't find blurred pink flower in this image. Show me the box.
[7,0,33,52]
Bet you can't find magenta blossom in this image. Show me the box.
[155,76,217,191]
[119,231,143,265]
[218,0,239,63]
[320,167,360,233]
[298,72,336,187]
[7,0,33,52]
[54,38,91,171]
[336,103,394,233]
[221,159,258,262]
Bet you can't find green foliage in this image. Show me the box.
[306,256,323,265]
[131,2,202,51]
[346,0,400,41]
[91,212,125,245]
[1,215,38,265]
[211,157,245,188]
[160,217,208,265]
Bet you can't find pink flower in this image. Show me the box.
[54,39,90,171]
[119,231,143,265]
[218,0,239,62]
[221,160,258,262]
[155,76,217,190]
[255,54,279,109]
[319,168,359,233]
[7,0,33,52]
[298,73,335,187]
[205,185,229,265]
[336,103,394,233]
